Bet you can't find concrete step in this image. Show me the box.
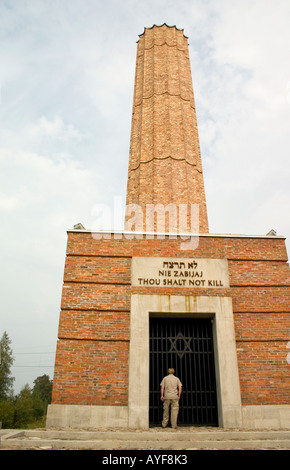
[1,428,290,450]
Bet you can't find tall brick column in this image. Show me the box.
[125,24,209,233]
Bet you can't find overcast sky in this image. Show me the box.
[1,0,289,393]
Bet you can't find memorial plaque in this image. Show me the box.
[131,257,229,288]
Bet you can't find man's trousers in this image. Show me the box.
[162,399,179,428]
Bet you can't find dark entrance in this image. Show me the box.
[149,316,218,426]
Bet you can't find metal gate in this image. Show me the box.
[149,317,218,426]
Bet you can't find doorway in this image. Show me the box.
[149,316,218,426]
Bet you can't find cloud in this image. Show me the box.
[180,0,290,239]
[0,193,20,212]
[0,146,97,232]
[27,115,83,141]
[0,141,98,391]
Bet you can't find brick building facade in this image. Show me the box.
[47,25,290,429]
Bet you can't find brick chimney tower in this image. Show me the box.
[125,24,209,234]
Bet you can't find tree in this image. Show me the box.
[0,331,14,400]
[14,385,34,427]
[0,400,15,428]
[33,374,52,404]
[0,332,54,428]
[32,374,52,417]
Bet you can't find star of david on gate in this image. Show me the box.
[168,332,193,359]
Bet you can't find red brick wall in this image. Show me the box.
[52,232,290,407]
[52,339,129,405]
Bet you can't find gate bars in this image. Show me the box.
[149,317,218,426]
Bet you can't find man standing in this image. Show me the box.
[160,368,182,429]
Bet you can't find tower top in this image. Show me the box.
[125,24,208,234]
[138,23,188,39]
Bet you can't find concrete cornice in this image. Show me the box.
[67,229,286,239]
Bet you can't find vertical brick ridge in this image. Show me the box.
[125,24,209,233]
[175,32,189,208]
[166,29,177,208]
[139,33,153,208]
